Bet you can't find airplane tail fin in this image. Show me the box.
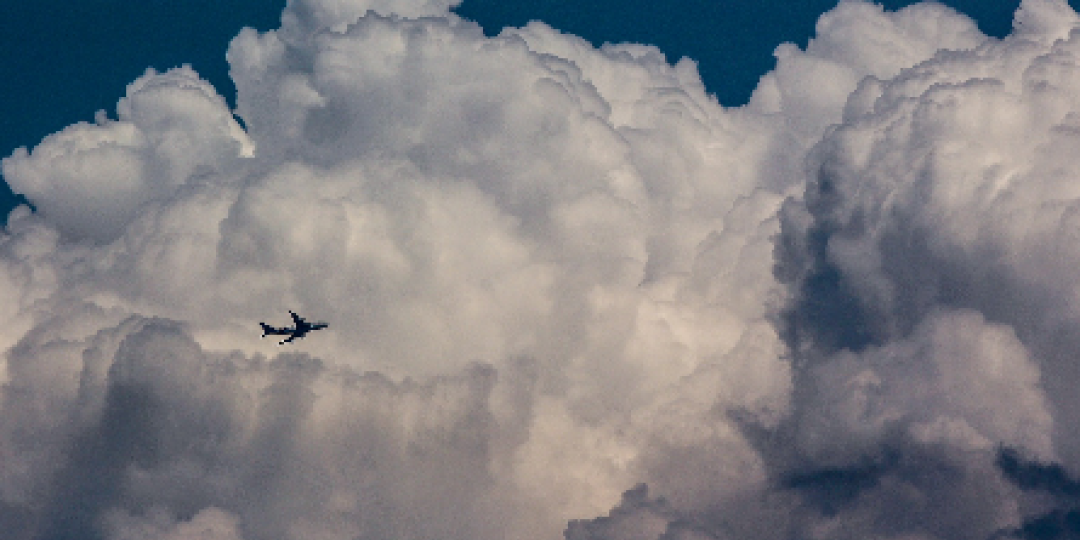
[260,322,274,337]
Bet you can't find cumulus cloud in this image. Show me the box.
[4,0,1080,539]
[3,67,252,243]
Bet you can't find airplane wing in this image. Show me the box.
[290,310,305,325]
[261,322,291,337]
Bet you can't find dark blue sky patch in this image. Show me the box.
[455,0,1022,107]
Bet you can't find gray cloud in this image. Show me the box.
[4,0,1080,539]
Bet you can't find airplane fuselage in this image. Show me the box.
[260,311,328,344]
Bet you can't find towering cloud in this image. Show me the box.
[3,0,1080,539]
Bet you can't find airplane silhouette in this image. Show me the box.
[260,311,328,345]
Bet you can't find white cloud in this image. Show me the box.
[797,309,1052,463]
[748,0,985,138]
[6,0,1080,539]
[780,0,1080,467]
[3,67,252,243]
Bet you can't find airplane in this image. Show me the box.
[260,311,328,345]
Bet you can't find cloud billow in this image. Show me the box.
[3,0,1080,539]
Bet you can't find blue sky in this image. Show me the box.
[0,0,1024,217]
